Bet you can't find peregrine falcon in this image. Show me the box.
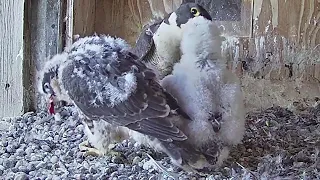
[131,2,212,79]
[40,34,220,172]
[161,16,246,168]
[39,2,213,159]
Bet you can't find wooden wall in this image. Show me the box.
[71,0,320,110]
[0,1,25,118]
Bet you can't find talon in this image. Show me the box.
[208,112,222,132]
[79,140,102,157]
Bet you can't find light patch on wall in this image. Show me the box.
[270,0,279,28]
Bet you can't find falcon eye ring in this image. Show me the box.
[190,7,200,17]
[44,83,50,89]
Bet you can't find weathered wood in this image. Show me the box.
[240,0,320,110]
[66,0,74,48]
[26,0,65,111]
[73,0,96,37]
[243,0,320,82]
[0,1,24,118]
[71,0,320,111]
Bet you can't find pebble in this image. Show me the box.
[50,156,59,164]
[36,161,47,170]
[14,172,29,180]
[41,145,52,152]
[16,148,25,156]
[6,144,15,153]
[25,147,33,155]
[0,108,203,179]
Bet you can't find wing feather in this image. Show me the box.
[61,35,188,142]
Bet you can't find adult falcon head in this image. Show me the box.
[131,2,212,79]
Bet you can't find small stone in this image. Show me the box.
[26,163,36,172]
[41,145,51,152]
[132,165,141,172]
[149,175,157,180]
[128,175,136,180]
[110,171,118,177]
[14,172,28,180]
[16,149,25,156]
[50,156,59,164]
[89,166,97,174]
[15,160,24,168]
[1,140,8,147]
[111,156,123,164]
[74,174,83,179]
[6,145,15,153]
[132,156,141,165]
[138,162,144,167]
[85,174,93,179]
[30,154,42,161]
[11,167,19,173]
[3,158,17,168]
[54,149,62,156]
[35,161,46,170]
[18,137,25,144]
[99,174,109,179]
[18,166,28,173]
[25,147,33,155]
[28,171,36,176]
[2,152,10,158]
[118,175,128,180]
[18,122,25,128]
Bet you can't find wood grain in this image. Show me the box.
[245,0,320,82]
[0,1,24,118]
[73,0,96,37]
[92,0,153,45]
[70,0,320,110]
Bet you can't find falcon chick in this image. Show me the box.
[161,16,246,169]
[131,2,212,79]
[39,34,216,173]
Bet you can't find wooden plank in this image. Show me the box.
[94,0,153,45]
[66,0,74,48]
[244,0,320,82]
[0,1,25,118]
[26,0,65,111]
[73,0,96,37]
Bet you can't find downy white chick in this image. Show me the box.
[161,15,246,168]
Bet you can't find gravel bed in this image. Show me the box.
[0,105,319,180]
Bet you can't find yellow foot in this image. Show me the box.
[106,143,121,157]
[79,140,102,157]
[79,141,122,158]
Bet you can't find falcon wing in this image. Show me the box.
[131,13,172,63]
[60,35,187,142]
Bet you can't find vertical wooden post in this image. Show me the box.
[25,0,65,112]
[0,1,25,118]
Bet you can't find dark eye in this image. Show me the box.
[190,7,200,17]
[44,83,50,89]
